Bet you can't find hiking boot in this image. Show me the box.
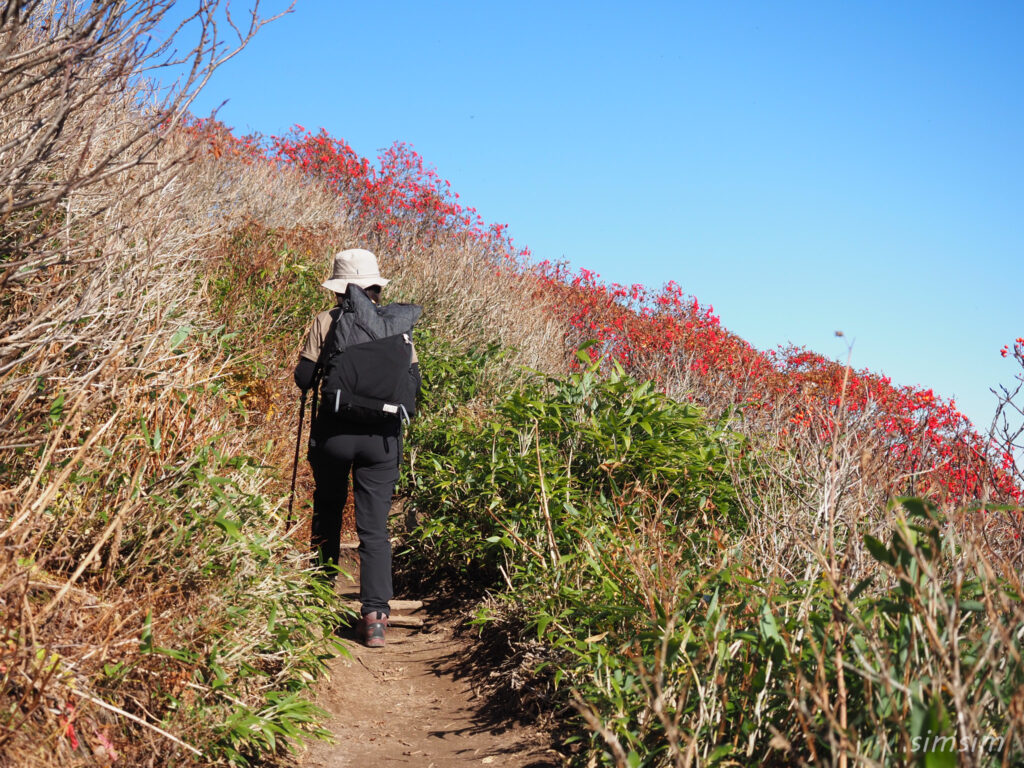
[357,612,388,648]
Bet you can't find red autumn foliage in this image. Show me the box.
[533,264,1021,505]
[185,118,1022,508]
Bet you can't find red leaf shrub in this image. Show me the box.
[186,118,1021,508]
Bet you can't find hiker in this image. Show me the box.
[293,248,422,648]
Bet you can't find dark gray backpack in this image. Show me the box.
[314,286,422,424]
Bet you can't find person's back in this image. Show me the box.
[293,249,421,648]
[315,287,420,425]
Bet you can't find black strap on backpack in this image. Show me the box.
[308,308,340,426]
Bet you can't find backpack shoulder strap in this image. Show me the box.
[310,307,351,423]
[311,307,344,382]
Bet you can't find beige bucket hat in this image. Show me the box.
[321,248,390,293]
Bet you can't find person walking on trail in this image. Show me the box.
[293,248,422,648]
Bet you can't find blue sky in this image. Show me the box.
[170,1,1023,431]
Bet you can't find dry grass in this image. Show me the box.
[376,234,568,374]
[0,3,353,765]
[587,380,1024,766]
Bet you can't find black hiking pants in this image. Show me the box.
[308,421,400,617]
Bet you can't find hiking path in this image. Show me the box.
[296,552,561,768]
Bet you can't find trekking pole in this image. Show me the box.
[286,388,308,530]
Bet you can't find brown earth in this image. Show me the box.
[296,552,563,768]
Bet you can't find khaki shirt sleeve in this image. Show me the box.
[299,309,337,362]
[410,340,418,365]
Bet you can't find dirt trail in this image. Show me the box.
[297,552,560,768]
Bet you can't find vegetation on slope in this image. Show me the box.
[407,349,1024,765]
[0,4,341,765]
[3,2,1023,767]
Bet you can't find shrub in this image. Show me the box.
[406,345,1024,766]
